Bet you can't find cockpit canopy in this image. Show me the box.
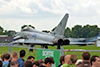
[22,27,33,31]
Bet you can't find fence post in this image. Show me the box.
[60,47,63,56]
[9,43,12,54]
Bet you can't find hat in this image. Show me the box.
[75,59,82,65]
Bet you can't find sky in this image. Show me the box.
[0,0,100,32]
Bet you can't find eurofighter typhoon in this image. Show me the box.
[12,13,70,49]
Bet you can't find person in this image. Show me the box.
[3,53,11,67]
[38,59,44,65]
[17,50,26,67]
[76,51,91,67]
[49,57,55,67]
[33,61,40,67]
[8,52,18,67]
[62,55,71,67]
[90,55,100,67]
[58,55,65,67]
[0,60,3,67]
[67,54,78,67]
[1,54,4,61]
[12,52,18,61]
[27,56,35,63]
[10,61,18,67]
[39,57,54,67]
[24,61,33,67]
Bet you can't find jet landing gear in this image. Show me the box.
[57,39,63,49]
[29,45,35,52]
[57,45,61,49]
[45,45,48,49]
[41,45,48,49]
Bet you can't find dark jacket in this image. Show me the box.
[76,61,91,67]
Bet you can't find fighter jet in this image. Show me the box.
[12,13,70,49]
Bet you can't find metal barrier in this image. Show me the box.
[8,44,64,56]
[64,49,100,52]
[1,43,100,55]
[0,43,9,46]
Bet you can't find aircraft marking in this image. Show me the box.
[32,34,37,38]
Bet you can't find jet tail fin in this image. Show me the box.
[51,13,69,37]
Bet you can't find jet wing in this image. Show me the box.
[12,39,53,45]
[24,39,53,44]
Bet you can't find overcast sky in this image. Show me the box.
[0,0,100,32]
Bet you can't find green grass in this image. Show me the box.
[0,46,37,60]
[0,45,100,60]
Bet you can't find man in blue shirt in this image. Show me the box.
[3,53,11,67]
[17,50,26,67]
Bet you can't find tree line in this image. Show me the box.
[0,26,16,37]
[0,24,100,38]
[64,24,100,38]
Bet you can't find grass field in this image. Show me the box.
[0,45,100,61]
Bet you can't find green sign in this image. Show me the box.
[37,49,60,67]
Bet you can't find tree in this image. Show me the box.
[71,25,82,38]
[87,25,100,38]
[3,30,8,35]
[0,26,4,35]
[68,24,100,38]
[81,24,90,38]
[8,30,16,37]
[64,27,71,37]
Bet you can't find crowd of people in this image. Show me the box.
[0,50,54,67]
[0,50,100,67]
[58,52,100,67]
